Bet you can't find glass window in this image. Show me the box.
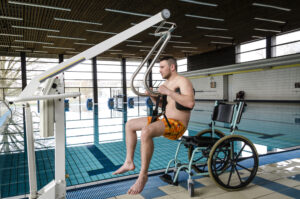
[274,30,300,57]
[240,39,266,52]
[240,49,266,62]
[276,30,300,45]
[178,58,187,72]
[275,41,300,57]
[237,39,266,63]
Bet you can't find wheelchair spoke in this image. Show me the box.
[236,156,254,162]
[217,162,231,175]
[234,143,246,161]
[227,163,234,186]
[234,165,243,183]
[236,163,252,172]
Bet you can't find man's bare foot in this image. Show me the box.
[127,175,148,195]
[113,162,135,175]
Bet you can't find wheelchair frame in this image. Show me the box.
[160,101,259,197]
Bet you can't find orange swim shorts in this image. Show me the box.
[147,116,186,140]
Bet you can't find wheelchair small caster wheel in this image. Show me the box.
[188,179,194,197]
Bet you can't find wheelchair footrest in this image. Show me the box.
[159,174,178,186]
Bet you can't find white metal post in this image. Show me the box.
[54,76,66,199]
[25,103,38,199]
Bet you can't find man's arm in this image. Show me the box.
[158,77,195,109]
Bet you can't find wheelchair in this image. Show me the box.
[160,101,259,197]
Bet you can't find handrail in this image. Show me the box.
[0,100,12,119]
[130,22,176,96]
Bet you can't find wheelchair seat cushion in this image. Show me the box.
[181,136,219,147]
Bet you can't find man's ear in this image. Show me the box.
[170,64,176,71]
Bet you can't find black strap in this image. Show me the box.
[161,95,171,128]
[151,95,161,123]
[150,95,171,128]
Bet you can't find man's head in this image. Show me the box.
[159,56,178,79]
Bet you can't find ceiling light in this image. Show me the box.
[173,46,198,49]
[252,35,265,39]
[33,51,48,53]
[125,39,142,43]
[254,28,280,33]
[0,33,23,37]
[74,42,95,46]
[15,40,54,45]
[8,1,71,11]
[107,49,122,52]
[12,25,59,32]
[179,0,218,7]
[211,41,233,45]
[160,53,173,56]
[86,30,116,35]
[185,14,224,21]
[105,8,151,17]
[140,49,165,53]
[196,26,228,31]
[169,41,191,44]
[66,51,81,54]
[0,45,24,48]
[127,44,152,48]
[15,49,32,52]
[47,35,86,40]
[43,46,75,50]
[254,17,285,24]
[148,33,182,38]
[0,15,23,20]
[171,35,182,38]
[130,23,170,30]
[204,35,233,39]
[54,18,102,26]
[110,53,135,56]
[252,3,291,11]
[98,56,119,60]
[182,50,199,53]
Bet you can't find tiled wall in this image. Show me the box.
[189,66,300,101]
[231,67,300,100]
[190,76,225,100]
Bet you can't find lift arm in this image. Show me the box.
[14,9,171,102]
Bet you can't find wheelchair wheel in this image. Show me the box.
[188,129,225,173]
[208,135,259,191]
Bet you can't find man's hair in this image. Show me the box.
[160,56,177,71]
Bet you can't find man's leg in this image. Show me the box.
[113,117,148,175]
[128,120,165,194]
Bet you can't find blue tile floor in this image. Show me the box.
[65,149,300,199]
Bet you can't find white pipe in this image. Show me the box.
[182,53,300,77]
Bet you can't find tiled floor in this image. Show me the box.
[108,158,300,199]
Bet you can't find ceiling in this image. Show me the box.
[0,0,300,59]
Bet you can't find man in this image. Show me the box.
[113,56,195,194]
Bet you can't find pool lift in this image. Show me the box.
[7,9,174,199]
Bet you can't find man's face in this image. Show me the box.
[159,60,171,79]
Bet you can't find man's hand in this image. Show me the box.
[158,85,171,95]
[145,87,153,96]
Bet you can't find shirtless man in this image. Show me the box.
[113,56,195,194]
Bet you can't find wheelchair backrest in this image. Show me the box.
[212,103,235,123]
